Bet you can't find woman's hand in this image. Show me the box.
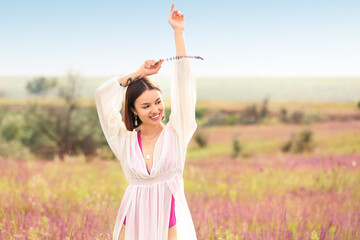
[138,59,163,77]
[168,3,185,31]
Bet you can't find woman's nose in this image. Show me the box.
[151,105,157,113]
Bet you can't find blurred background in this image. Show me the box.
[0,0,359,239]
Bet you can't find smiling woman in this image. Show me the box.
[94,3,198,240]
[123,76,165,132]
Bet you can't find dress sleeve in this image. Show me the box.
[95,76,128,159]
[168,58,198,151]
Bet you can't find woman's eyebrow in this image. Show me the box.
[140,97,161,105]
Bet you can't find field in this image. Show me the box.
[1,109,360,239]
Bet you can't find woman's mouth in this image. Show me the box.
[150,113,160,120]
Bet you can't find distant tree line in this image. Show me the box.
[196,98,360,127]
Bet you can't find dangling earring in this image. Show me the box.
[134,115,138,126]
[161,111,165,121]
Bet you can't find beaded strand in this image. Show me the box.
[163,55,204,61]
[155,56,204,65]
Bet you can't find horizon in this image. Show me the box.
[1,76,359,102]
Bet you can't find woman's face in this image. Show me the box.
[133,89,165,126]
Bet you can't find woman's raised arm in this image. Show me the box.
[167,4,197,164]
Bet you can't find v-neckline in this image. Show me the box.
[137,126,166,175]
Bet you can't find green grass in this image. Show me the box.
[187,142,232,161]
[315,133,360,154]
[187,131,360,161]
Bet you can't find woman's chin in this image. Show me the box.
[141,119,160,126]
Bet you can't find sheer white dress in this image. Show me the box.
[95,58,198,240]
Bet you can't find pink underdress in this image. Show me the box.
[123,129,176,228]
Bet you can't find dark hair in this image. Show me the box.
[123,77,162,131]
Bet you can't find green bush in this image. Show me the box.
[260,97,269,118]
[195,107,207,119]
[225,114,238,126]
[232,135,241,158]
[0,137,34,160]
[204,110,228,126]
[194,129,208,148]
[0,113,31,142]
[1,119,19,141]
[164,107,171,123]
[289,111,304,124]
[282,128,314,153]
[239,104,259,125]
[279,107,288,123]
[0,107,4,125]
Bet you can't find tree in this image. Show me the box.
[24,70,91,160]
[26,77,57,97]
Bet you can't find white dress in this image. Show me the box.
[95,58,198,240]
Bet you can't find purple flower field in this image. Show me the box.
[1,152,359,239]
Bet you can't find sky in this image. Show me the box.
[0,0,359,78]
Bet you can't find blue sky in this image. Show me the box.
[0,0,359,77]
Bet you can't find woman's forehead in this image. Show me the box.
[136,89,162,104]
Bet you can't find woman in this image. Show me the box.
[95,3,198,240]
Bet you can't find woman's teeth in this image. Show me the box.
[150,114,160,119]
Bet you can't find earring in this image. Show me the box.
[134,115,138,126]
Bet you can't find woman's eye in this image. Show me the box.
[143,101,160,109]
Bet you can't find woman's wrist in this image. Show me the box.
[136,69,146,78]
[118,70,144,87]
[174,29,184,35]
[174,30,186,56]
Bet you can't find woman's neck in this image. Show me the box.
[140,123,165,137]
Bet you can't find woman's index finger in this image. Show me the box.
[170,3,174,12]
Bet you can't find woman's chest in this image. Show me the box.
[127,129,179,176]
[139,138,157,173]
